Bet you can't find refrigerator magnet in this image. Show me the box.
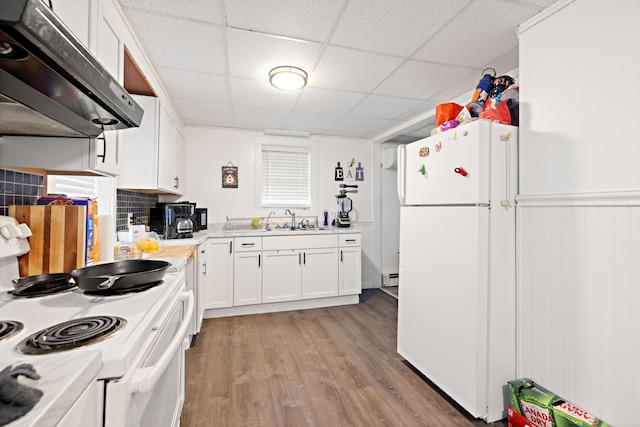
[419,147,429,157]
[418,165,427,176]
[435,142,442,152]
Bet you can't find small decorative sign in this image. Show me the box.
[334,161,344,181]
[222,162,238,188]
[355,162,364,181]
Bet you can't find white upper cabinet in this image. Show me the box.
[50,0,91,48]
[119,95,185,195]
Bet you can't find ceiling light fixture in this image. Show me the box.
[269,66,308,91]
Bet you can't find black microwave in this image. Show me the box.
[194,208,208,231]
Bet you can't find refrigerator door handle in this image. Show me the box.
[500,132,513,207]
[397,145,407,205]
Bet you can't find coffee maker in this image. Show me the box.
[336,184,358,228]
[150,202,196,239]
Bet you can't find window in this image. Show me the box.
[47,175,116,215]
[261,145,311,209]
[47,175,97,198]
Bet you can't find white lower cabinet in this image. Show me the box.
[339,234,362,295]
[262,250,301,303]
[203,238,233,309]
[203,233,360,316]
[301,248,339,299]
[262,235,339,302]
[233,237,262,306]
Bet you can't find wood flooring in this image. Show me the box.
[181,290,506,427]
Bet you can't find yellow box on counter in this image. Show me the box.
[9,205,87,276]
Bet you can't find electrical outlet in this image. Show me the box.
[127,212,134,225]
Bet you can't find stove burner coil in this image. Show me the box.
[0,321,23,342]
[16,316,126,354]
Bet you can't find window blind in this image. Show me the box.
[47,175,97,198]
[261,146,310,208]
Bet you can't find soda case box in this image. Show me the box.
[509,406,535,427]
[37,197,99,266]
[508,378,612,427]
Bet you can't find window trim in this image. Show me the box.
[254,137,318,215]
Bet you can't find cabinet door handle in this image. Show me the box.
[303,252,306,264]
[242,243,255,247]
[298,252,301,264]
[345,239,356,242]
[97,135,106,163]
[258,254,261,268]
[229,241,233,254]
[340,250,343,262]
[203,262,207,275]
[174,176,179,189]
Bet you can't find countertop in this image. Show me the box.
[4,350,101,427]
[158,226,361,244]
[147,227,361,270]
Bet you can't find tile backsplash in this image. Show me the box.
[1,169,157,232]
[0,168,45,216]
[116,190,158,231]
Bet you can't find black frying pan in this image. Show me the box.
[10,273,73,296]
[71,260,171,292]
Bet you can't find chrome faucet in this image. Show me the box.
[285,209,296,230]
[265,211,276,231]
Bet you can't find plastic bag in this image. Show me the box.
[479,97,511,125]
[435,103,463,126]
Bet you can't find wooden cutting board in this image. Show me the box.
[9,205,87,276]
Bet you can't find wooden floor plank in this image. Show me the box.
[181,290,506,427]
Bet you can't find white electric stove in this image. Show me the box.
[0,215,193,427]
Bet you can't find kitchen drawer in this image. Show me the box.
[339,233,361,247]
[263,234,338,251]
[234,236,262,252]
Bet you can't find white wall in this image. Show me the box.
[181,126,376,288]
[517,1,639,426]
[518,0,640,195]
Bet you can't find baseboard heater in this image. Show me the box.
[382,273,399,287]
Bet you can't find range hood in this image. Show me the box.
[0,0,143,138]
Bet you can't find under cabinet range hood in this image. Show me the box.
[0,0,143,138]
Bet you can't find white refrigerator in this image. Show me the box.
[396,120,517,423]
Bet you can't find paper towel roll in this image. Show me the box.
[98,214,115,262]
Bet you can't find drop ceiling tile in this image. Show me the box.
[156,67,230,104]
[395,100,440,121]
[227,28,321,81]
[123,8,226,73]
[284,111,342,133]
[309,46,402,92]
[295,87,367,115]
[229,77,300,111]
[119,0,224,24]
[518,0,559,7]
[427,70,481,103]
[330,0,469,57]
[413,0,541,68]
[232,106,290,130]
[174,99,234,127]
[332,116,393,136]
[348,94,422,120]
[374,60,473,99]
[482,47,520,77]
[225,0,344,42]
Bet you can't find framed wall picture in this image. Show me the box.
[222,163,238,188]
